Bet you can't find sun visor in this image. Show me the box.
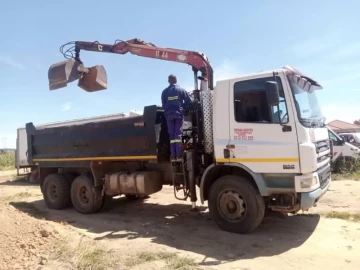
[283,65,323,93]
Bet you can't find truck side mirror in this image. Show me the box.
[265,81,280,106]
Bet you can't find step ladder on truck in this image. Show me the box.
[25,38,332,234]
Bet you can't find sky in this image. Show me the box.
[1,0,360,148]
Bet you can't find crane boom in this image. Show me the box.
[48,38,214,93]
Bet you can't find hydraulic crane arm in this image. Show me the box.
[48,38,214,93]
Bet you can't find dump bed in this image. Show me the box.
[26,105,170,167]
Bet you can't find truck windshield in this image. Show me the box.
[288,80,325,128]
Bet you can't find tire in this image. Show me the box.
[43,173,71,210]
[70,174,104,214]
[208,175,265,234]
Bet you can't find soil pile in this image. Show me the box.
[0,201,58,270]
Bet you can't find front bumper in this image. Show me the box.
[297,163,331,210]
[300,174,331,210]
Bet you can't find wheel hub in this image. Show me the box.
[50,184,58,199]
[219,191,245,220]
[79,186,90,204]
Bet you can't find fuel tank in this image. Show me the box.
[104,171,163,196]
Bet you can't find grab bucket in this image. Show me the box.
[48,59,81,90]
[78,65,108,92]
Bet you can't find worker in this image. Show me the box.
[161,74,193,161]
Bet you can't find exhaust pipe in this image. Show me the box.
[48,59,108,92]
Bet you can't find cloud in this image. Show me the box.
[287,27,343,59]
[320,71,360,86]
[62,102,72,111]
[213,59,243,81]
[323,104,359,124]
[333,42,360,60]
[289,39,341,58]
[183,59,242,90]
[0,56,25,70]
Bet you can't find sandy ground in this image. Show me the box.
[0,171,360,270]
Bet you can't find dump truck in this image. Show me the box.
[26,38,332,234]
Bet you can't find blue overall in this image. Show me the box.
[161,84,192,159]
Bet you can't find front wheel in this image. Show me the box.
[208,175,265,234]
[70,174,104,214]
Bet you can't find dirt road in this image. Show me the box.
[0,172,359,270]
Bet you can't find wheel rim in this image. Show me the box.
[79,186,90,204]
[218,190,246,221]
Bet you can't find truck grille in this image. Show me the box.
[314,140,331,164]
[317,164,331,189]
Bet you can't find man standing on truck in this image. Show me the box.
[161,74,192,161]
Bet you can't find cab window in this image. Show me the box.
[234,76,289,124]
[328,131,342,146]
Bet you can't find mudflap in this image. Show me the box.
[78,65,107,92]
[48,58,81,90]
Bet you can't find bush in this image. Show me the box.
[0,152,15,170]
[333,154,360,180]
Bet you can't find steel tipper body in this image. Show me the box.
[32,38,331,234]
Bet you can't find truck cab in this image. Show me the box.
[338,132,360,148]
[206,66,331,214]
[328,129,360,172]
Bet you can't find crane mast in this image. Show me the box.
[48,38,214,96]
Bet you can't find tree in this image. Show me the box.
[354,119,360,126]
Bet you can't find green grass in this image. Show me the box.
[0,152,15,171]
[125,251,199,270]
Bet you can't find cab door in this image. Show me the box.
[227,72,300,173]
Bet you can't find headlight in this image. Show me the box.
[300,176,318,188]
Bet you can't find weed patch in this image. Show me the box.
[50,237,119,270]
[323,211,360,222]
[125,251,198,269]
[333,155,360,181]
[1,192,34,202]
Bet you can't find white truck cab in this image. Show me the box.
[328,128,360,172]
[338,132,360,148]
[206,66,331,213]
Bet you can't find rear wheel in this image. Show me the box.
[208,175,265,234]
[71,174,104,214]
[43,173,71,210]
